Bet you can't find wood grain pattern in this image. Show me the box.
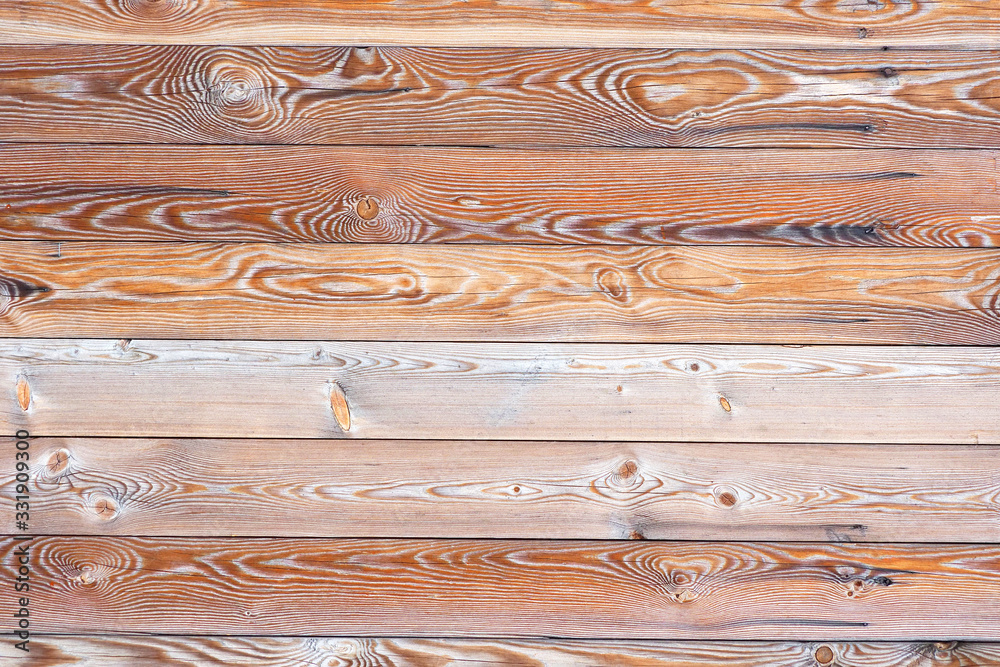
[1,0,999,48]
[3,340,999,443]
[10,437,1000,542]
[3,242,1000,343]
[6,537,1000,639]
[2,146,999,246]
[7,47,1000,148]
[9,636,999,666]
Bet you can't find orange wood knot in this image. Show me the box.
[356,197,380,221]
[618,460,638,479]
[330,381,351,431]
[15,375,30,411]
[594,267,629,303]
[717,490,738,507]
[47,449,70,475]
[814,645,835,665]
[93,497,119,518]
[628,530,645,540]
[719,396,732,412]
[123,0,186,20]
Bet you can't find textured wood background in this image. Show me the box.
[2,1,1000,665]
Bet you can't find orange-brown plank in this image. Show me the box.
[6,537,1000,639]
[10,438,1000,542]
[1,1,997,48]
[5,47,1000,147]
[2,242,1000,343]
[2,146,998,246]
[7,636,995,666]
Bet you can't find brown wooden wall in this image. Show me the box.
[1,1,999,665]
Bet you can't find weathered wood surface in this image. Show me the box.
[1,0,998,48]
[6,537,1000,638]
[3,340,999,443]
[2,146,999,246]
[6,636,996,667]
[3,242,1000,343]
[6,47,1000,148]
[10,437,1000,542]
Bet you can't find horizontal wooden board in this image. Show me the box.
[6,537,1000,639]
[6,48,1000,148]
[1,0,998,48]
[3,242,1000,343]
[3,340,999,443]
[9,636,997,666]
[2,146,999,246]
[11,438,1000,542]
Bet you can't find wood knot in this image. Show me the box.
[715,489,738,508]
[628,530,645,540]
[606,459,644,493]
[47,449,70,475]
[332,640,361,657]
[719,396,732,412]
[356,197,380,221]
[16,375,30,411]
[594,267,629,303]
[93,496,119,519]
[121,0,187,20]
[689,362,700,372]
[73,568,96,586]
[672,589,696,603]
[814,645,835,665]
[330,381,351,431]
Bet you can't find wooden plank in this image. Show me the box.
[6,48,1000,148]
[8,636,997,666]
[2,340,999,443]
[3,242,1000,343]
[2,146,999,246]
[6,537,1000,638]
[11,437,1000,542]
[1,1,998,48]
